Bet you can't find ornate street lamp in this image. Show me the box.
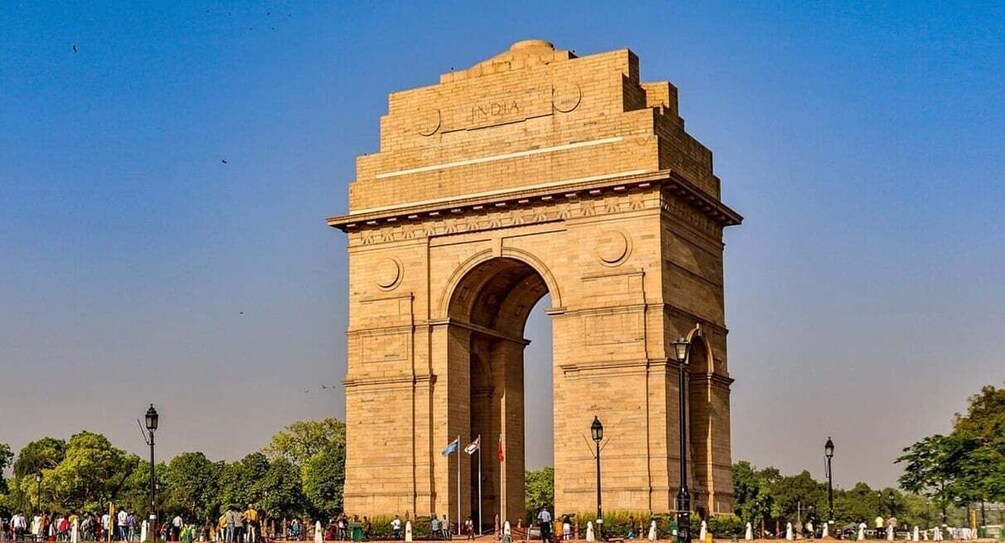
[35,472,42,513]
[263,490,271,539]
[145,404,159,542]
[672,337,691,543]
[591,416,604,537]
[825,437,835,524]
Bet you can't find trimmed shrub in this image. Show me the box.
[708,514,744,538]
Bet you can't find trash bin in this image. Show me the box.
[350,522,363,542]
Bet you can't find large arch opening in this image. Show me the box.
[446,257,553,528]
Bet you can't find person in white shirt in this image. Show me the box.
[117,510,128,541]
[537,508,553,543]
[14,514,28,540]
[172,516,183,542]
[391,517,402,540]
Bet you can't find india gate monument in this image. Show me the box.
[328,40,742,522]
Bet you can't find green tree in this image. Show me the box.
[259,459,308,518]
[952,385,1005,504]
[115,460,167,519]
[900,492,940,528]
[164,452,223,520]
[899,384,1005,511]
[767,470,827,523]
[220,453,270,510]
[732,461,774,525]
[19,432,135,513]
[13,437,66,478]
[302,442,345,517]
[833,482,878,524]
[898,435,952,501]
[525,466,553,518]
[0,442,13,495]
[262,419,346,469]
[953,385,1005,439]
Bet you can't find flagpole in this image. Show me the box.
[477,434,483,536]
[456,435,461,537]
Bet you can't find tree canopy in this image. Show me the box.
[525,466,554,517]
[262,418,346,469]
[732,462,952,528]
[897,383,1005,508]
[0,419,346,520]
[12,437,66,479]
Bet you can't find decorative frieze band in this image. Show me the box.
[349,187,659,246]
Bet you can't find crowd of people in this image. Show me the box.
[6,507,992,543]
[0,510,144,542]
[0,505,262,543]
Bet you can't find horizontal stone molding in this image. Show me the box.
[560,357,689,377]
[344,374,437,389]
[330,170,741,239]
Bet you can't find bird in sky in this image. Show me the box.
[72,44,77,53]
[221,159,228,164]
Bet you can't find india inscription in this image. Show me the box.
[329,39,743,524]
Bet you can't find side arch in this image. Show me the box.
[686,325,714,374]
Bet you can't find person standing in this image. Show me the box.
[14,513,27,542]
[464,518,473,541]
[171,515,183,542]
[218,513,227,543]
[243,506,258,543]
[391,517,401,541]
[537,508,552,543]
[224,510,236,543]
[117,511,128,542]
[126,513,136,542]
[100,513,110,543]
[236,508,245,543]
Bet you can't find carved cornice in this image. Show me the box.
[328,169,742,235]
[689,372,735,388]
[561,357,696,377]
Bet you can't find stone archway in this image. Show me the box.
[329,40,742,520]
[445,256,551,526]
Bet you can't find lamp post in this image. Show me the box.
[672,337,691,543]
[35,472,42,513]
[145,404,159,542]
[264,490,271,539]
[591,416,604,538]
[825,437,835,524]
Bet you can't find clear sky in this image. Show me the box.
[2,2,1003,490]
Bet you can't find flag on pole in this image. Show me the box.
[441,438,459,456]
[464,435,481,455]
[497,434,505,462]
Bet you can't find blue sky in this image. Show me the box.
[1,1,1003,489]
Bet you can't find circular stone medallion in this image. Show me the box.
[375,258,402,290]
[417,108,441,136]
[552,83,582,113]
[596,231,630,266]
